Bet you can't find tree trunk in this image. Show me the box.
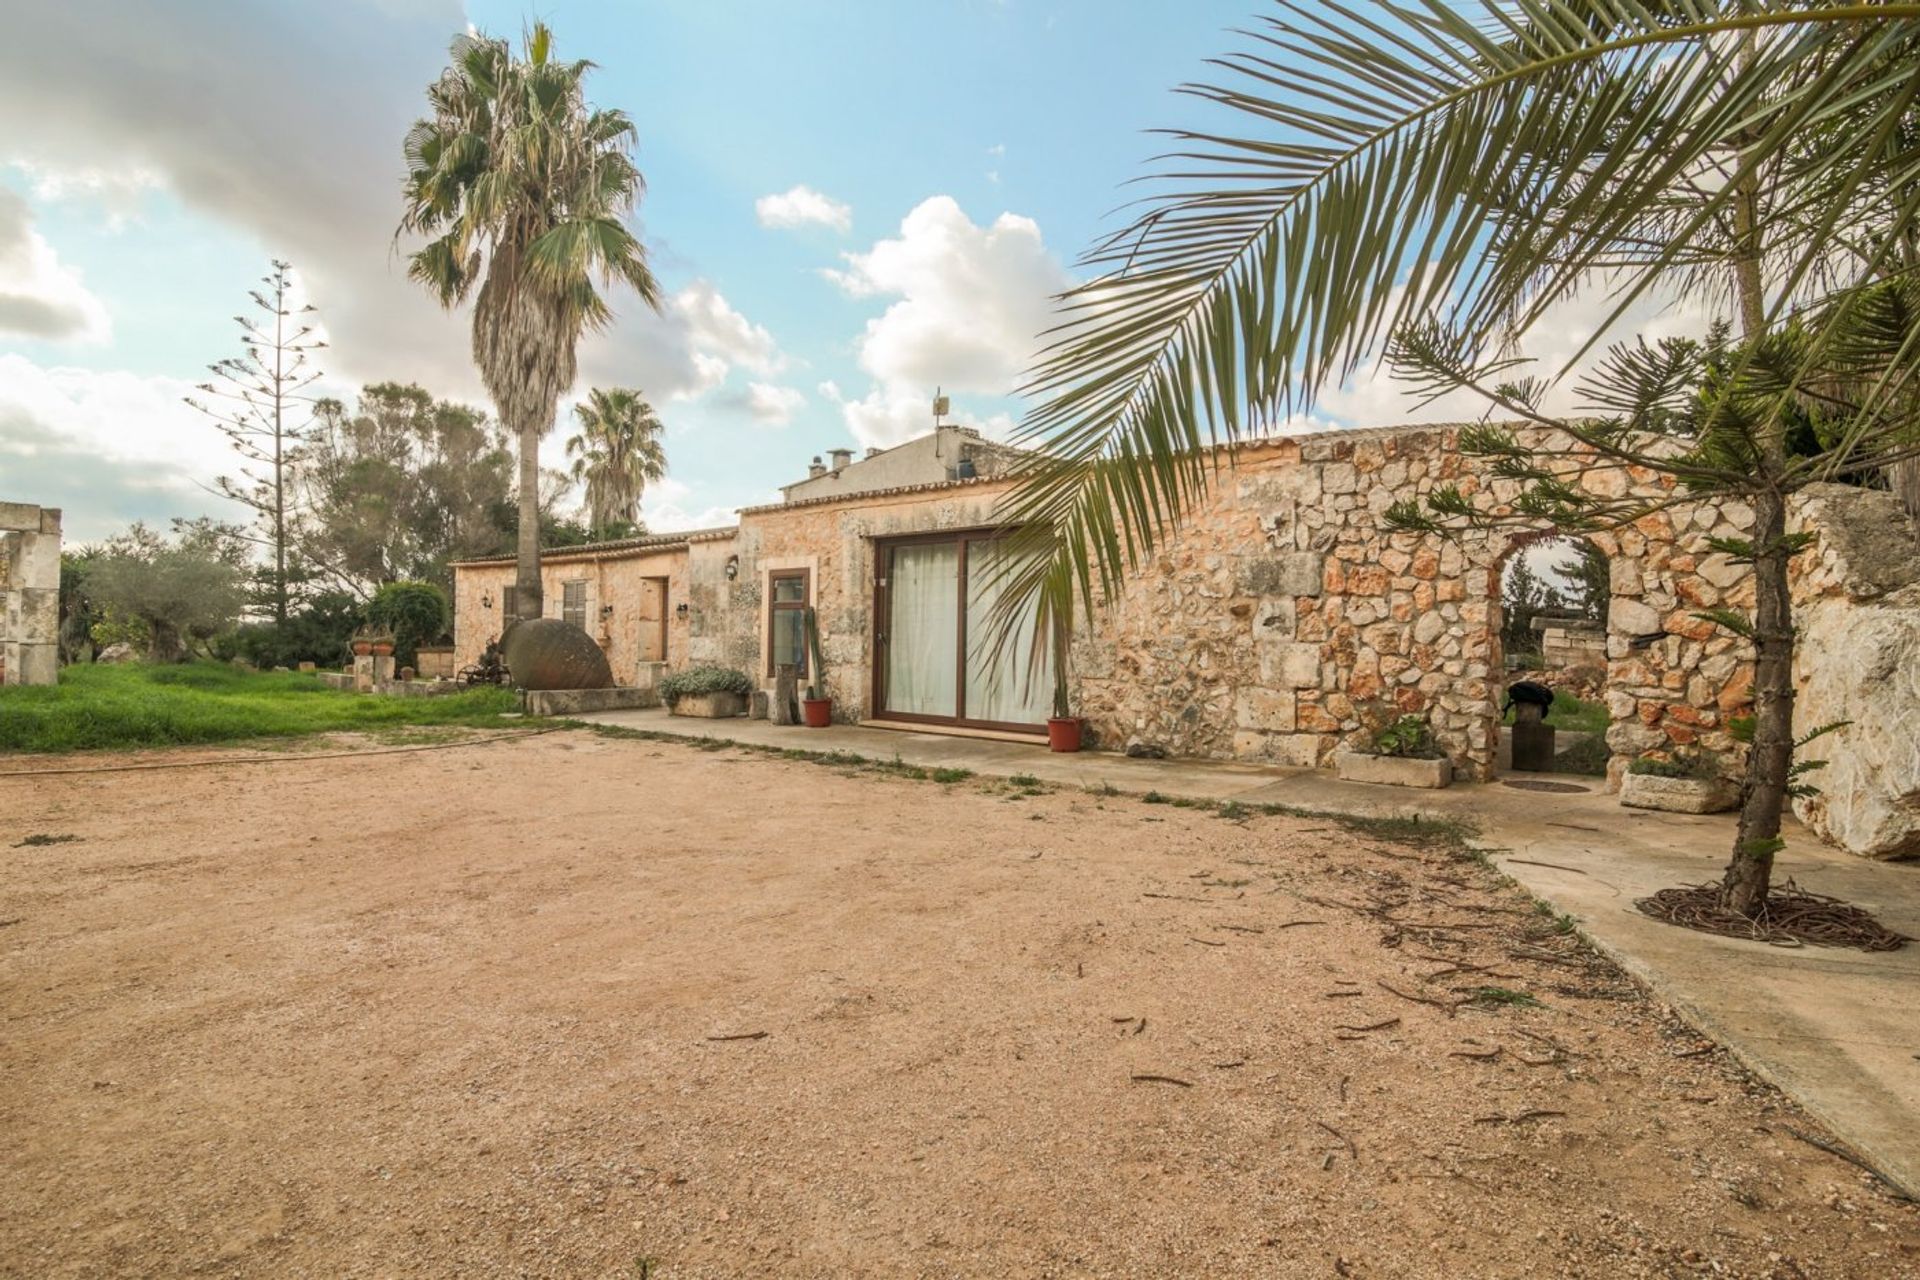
[1720,489,1796,917]
[514,418,543,623]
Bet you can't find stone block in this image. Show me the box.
[1334,749,1453,789]
[1233,687,1296,732]
[672,690,747,718]
[1610,597,1661,637]
[1618,772,1736,814]
[1257,641,1322,689]
[1240,552,1324,598]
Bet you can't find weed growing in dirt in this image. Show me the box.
[13,833,81,848]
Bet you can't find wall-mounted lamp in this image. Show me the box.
[480,589,494,610]
[600,603,615,617]
[724,554,740,580]
[675,602,690,618]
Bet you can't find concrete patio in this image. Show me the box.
[578,706,1920,1198]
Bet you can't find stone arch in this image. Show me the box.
[1487,532,1612,776]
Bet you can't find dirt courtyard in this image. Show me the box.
[3,729,1915,1278]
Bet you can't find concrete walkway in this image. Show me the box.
[577,707,1920,1196]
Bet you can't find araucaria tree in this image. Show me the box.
[184,259,325,624]
[399,22,662,624]
[566,387,666,540]
[999,2,1920,918]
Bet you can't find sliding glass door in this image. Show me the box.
[875,532,1052,733]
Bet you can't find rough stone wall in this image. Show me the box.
[1787,485,1920,859]
[1075,427,1758,781]
[452,546,693,685]
[0,501,61,687]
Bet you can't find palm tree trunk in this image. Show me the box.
[1721,488,1795,916]
[515,419,542,623]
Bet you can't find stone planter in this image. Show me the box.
[1619,772,1736,814]
[672,690,747,719]
[1334,749,1453,789]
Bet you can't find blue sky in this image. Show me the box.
[0,1,1708,547]
[0,0,1253,542]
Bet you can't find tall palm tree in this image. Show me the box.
[566,387,667,539]
[999,1,1920,917]
[398,22,661,623]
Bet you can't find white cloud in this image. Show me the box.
[10,159,163,226]
[744,382,804,427]
[0,2,784,417]
[0,353,243,540]
[755,184,853,233]
[0,188,111,342]
[636,476,749,534]
[1313,277,1717,429]
[822,195,1069,448]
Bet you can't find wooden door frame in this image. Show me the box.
[870,528,1048,736]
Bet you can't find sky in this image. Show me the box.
[0,1,1713,547]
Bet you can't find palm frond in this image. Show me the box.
[998,1,1920,611]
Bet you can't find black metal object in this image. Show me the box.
[1503,680,1556,719]
[500,618,615,691]
[459,639,509,687]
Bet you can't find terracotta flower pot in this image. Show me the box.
[351,640,372,657]
[1046,717,1083,753]
[371,642,394,657]
[802,697,833,728]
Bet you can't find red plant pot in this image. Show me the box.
[371,643,394,657]
[802,697,833,728]
[1046,717,1083,753]
[351,641,372,657]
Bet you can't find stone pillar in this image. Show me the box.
[0,502,61,686]
[352,653,374,693]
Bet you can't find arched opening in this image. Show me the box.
[1491,534,1611,777]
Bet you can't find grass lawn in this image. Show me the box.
[0,661,519,753]
[1548,692,1610,734]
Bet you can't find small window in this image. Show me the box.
[767,569,810,676]
[562,580,588,630]
[499,585,517,622]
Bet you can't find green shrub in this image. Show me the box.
[657,665,754,707]
[1628,751,1718,780]
[366,581,451,668]
[1370,714,1443,759]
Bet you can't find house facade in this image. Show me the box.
[453,424,1920,857]
[453,423,1772,778]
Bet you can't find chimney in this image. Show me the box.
[865,447,882,459]
[829,447,853,471]
[808,455,827,479]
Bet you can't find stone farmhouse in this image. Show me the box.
[452,423,1920,860]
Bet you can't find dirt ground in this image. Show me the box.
[3,728,1916,1279]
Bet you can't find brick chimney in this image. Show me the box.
[808,456,827,479]
[828,447,853,471]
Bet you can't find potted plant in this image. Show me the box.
[1335,714,1453,788]
[350,628,373,658]
[1619,751,1736,813]
[1043,576,1081,752]
[369,630,395,658]
[800,607,832,727]
[659,665,754,718]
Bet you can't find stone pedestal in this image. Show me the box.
[352,653,373,693]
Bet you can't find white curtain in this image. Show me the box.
[964,543,1053,726]
[886,543,959,717]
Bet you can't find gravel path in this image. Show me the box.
[2,729,1914,1277]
